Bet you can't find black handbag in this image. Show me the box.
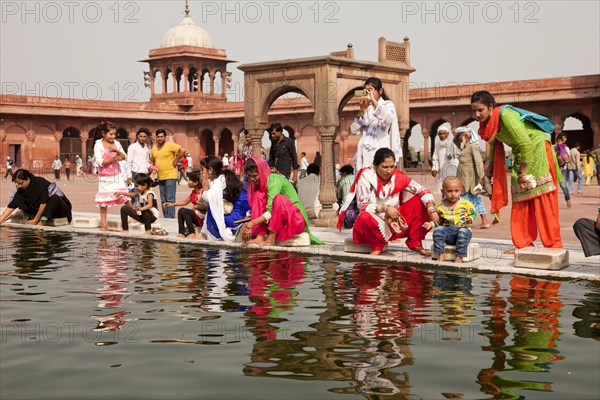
[342,197,359,229]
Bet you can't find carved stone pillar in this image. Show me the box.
[209,70,215,94]
[80,130,89,160]
[171,70,177,94]
[423,131,430,171]
[232,131,239,155]
[315,125,338,227]
[54,131,63,157]
[249,128,265,157]
[183,68,190,92]
[212,132,221,157]
[26,130,35,169]
[420,128,429,170]
[150,73,155,96]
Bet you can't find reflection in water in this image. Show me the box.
[572,291,600,341]
[478,277,565,399]
[91,238,131,333]
[3,228,72,278]
[2,228,599,399]
[244,251,307,341]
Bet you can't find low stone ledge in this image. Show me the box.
[277,232,310,247]
[514,247,569,270]
[47,217,69,227]
[344,237,387,254]
[430,243,481,262]
[72,217,100,228]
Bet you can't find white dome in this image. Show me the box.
[160,15,213,49]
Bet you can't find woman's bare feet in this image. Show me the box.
[260,233,276,246]
[199,233,207,240]
[503,248,516,255]
[247,235,265,245]
[144,230,152,235]
[454,256,464,263]
[187,233,198,239]
[177,233,185,238]
[100,226,108,232]
[370,250,382,255]
[411,246,431,257]
[438,253,446,262]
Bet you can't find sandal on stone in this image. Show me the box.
[151,227,169,236]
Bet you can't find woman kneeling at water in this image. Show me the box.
[0,169,72,226]
[242,156,323,246]
[199,156,251,242]
[339,148,440,255]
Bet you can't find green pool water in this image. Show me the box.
[1,228,599,399]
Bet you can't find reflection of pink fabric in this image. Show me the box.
[353,195,429,251]
[250,194,305,241]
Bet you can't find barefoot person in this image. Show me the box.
[242,156,323,246]
[340,147,440,256]
[471,91,563,252]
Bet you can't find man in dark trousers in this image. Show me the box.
[268,122,299,184]
[573,206,600,257]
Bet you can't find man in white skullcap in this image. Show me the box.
[431,125,460,194]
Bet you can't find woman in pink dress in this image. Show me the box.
[93,121,129,230]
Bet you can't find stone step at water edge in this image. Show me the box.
[514,247,569,270]
[344,237,388,254]
[277,232,311,247]
[72,217,101,228]
[46,217,70,227]
[430,243,481,262]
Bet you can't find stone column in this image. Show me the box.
[421,128,429,170]
[249,128,264,157]
[25,130,35,170]
[212,132,221,157]
[315,125,338,227]
[209,70,215,94]
[150,74,155,96]
[171,70,177,94]
[423,130,430,171]
[80,130,89,161]
[232,131,239,155]
[54,131,63,157]
[183,68,190,92]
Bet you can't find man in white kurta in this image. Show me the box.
[431,125,460,194]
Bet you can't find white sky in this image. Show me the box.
[1,0,598,149]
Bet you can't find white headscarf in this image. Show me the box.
[455,127,481,145]
[436,125,459,159]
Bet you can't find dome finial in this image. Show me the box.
[185,0,190,17]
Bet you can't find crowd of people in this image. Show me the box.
[1,78,598,258]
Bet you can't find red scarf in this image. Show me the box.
[336,167,412,230]
[479,106,509,222]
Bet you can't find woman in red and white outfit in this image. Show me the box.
[339,148,440,255]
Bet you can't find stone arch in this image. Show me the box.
[60,126,82,162]
[6,124,26,134]
[165,68,173,94]
[116,128,130,152]
[297,124,319,163]
[188,67,199,92]
[214,71,223,94]
[175,67,184,92]
[219,128,233,157]
[35,124,54,135]
[562,112,593,150]
[259,85,314,123]
[201,69,210,93]
[403,120,419,168]
[154,70,164,94]
[199,128,214,157]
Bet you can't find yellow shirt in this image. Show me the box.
[151,142,181,180]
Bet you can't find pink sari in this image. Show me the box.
[247,156,306,241]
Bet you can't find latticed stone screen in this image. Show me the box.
[330,51,349,58]
[385,45,406,63]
